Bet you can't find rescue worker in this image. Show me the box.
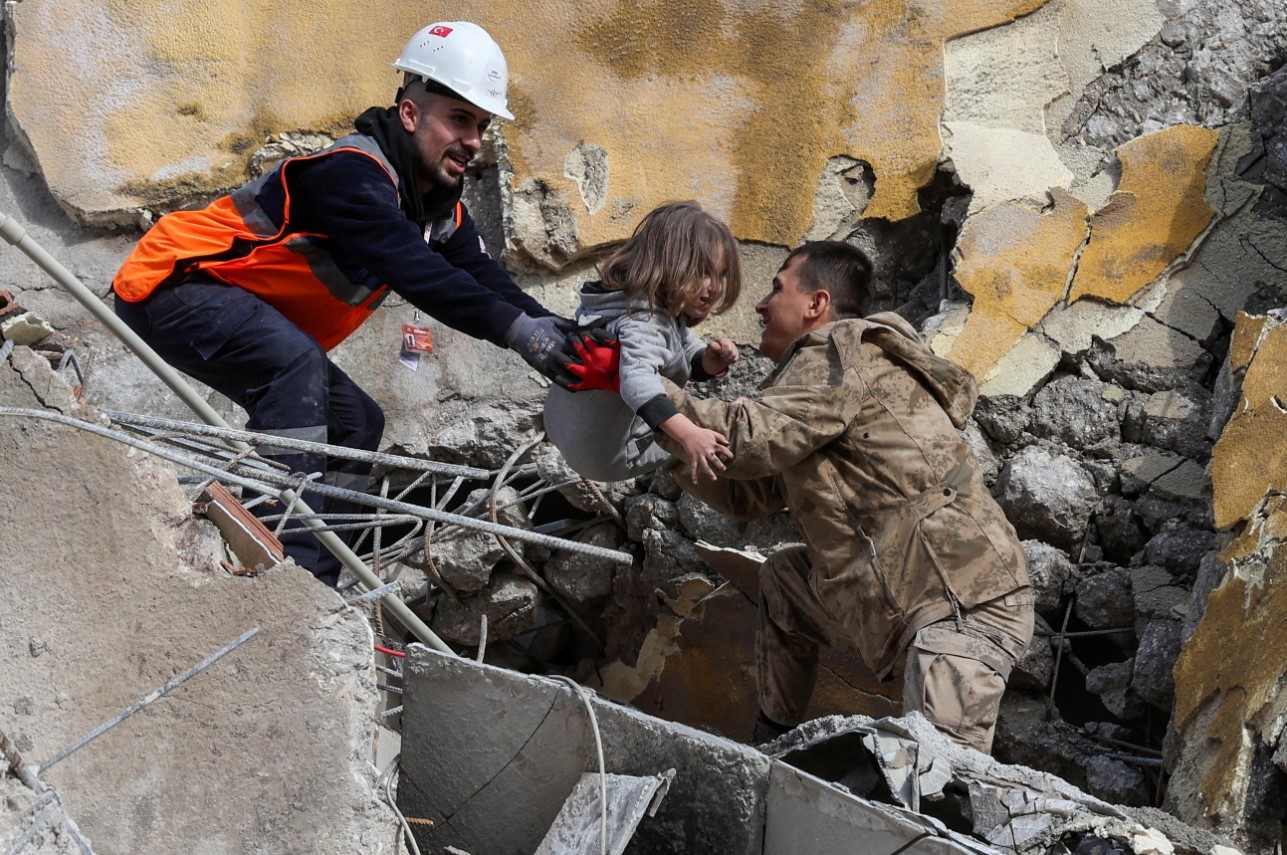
[112,22,603,587]
[660,240,1033,754]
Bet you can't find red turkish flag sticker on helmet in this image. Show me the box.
[428,25,453,37]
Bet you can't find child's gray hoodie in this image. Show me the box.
[543,281,710,481]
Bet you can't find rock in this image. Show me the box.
[1029,374,1122,451]
[1085,659,1148,721]
[993,694,1096,790]
[960,422,999,485]
[1096,496,1150,564]
[639,524,707,589]
[1181,550,1229,643]
[1074,566,1135,631]
[1142,519,1217,580]
[1132,619,1183,710]
[534,444,643,514]
[1083,755,1152,807]
[1121,454,1211,531]
[1009,635,1054,692]
[625,494,680,542]
[431,486,532,594]
[974,394,1030,444]
[544,522,627,608]
[677,491,745,547]
[1137,389,1213,460]
[997,446,1100,550]
[1021,540,1076,615]
[1131,566,1189,620]
[431,571,542,646]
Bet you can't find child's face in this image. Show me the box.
[681,276,720,320]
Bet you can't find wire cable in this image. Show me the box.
[551,676,608,855]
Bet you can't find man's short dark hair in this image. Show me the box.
[398,74,466,107]
[784,241,874,319]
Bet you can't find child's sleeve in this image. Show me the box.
[616,316,680,430]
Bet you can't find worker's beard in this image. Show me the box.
[421,145,472,190]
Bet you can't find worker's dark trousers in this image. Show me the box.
[114,277,384,587]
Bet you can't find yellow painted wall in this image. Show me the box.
[11,0,1043,243]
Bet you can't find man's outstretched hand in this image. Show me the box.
[505,314,579,387]
[505,316,621,391]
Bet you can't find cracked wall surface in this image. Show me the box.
[1166,310,1287,850]
[941,125,1218,384]
[7,0,1046,247]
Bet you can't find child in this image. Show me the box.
[543,200,742,482]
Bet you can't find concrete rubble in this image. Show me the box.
[0,346,394,853]
[3,0,1287,852]
[399,645,1239,855]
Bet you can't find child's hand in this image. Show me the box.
[679,426,733,481]
[660,414,733,481]
[702,337,740,376]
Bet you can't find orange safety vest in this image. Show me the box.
[113,134,462,351]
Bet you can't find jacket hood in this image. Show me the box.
[575,280,659,326]
[772,312,978,428]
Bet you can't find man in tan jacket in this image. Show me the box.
[662,241,1033,753]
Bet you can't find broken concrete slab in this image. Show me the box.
[400,646,772,854]
[0,346,393,854]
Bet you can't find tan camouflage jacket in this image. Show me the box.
[663,313,1029,677]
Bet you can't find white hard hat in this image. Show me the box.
[392,21,514,120]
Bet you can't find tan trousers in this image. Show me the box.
[757,545,1033,754]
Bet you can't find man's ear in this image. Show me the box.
[806,288,832,321]
[397,98,418,134]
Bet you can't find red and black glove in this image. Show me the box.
[563,328,621,392]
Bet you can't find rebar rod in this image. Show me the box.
[0,211,452,654]
[0,408,633,564]
[103,409,488,479]
[40,628,260,772]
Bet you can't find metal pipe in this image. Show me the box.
[0,407,636,564]
[0,211,452,654]
[103,409,489,479]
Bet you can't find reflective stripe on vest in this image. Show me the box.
[112,133,462,351]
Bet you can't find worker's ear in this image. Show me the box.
[397,98,419,134]
[805,288,832,321]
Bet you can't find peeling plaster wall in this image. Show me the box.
[1167,312,1287,850]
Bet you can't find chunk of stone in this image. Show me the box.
[1074,567,1135,631]
[960,422,999,485]
[997,446,1100,550]
[1021,540,1076,615]
[544,522,626,608]
[1009,635,1054,692]
[1137,389,1212,460]
[1029,375,1122,450]
[1142,520,1216,580]
[431,571,541,646]
[1083,755,1151,807]
[534,444,643,514]
[1134,473,1213,532]
[1130,566,1189,620]
[677,491,745,547]
[1132,619,1183,710]
[0,311,55,346]
[625,494,679,542]
[1085,659,1147,721]
[973,394,1030,444]
[1095,495,1149,564]
[432,486,533,594]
